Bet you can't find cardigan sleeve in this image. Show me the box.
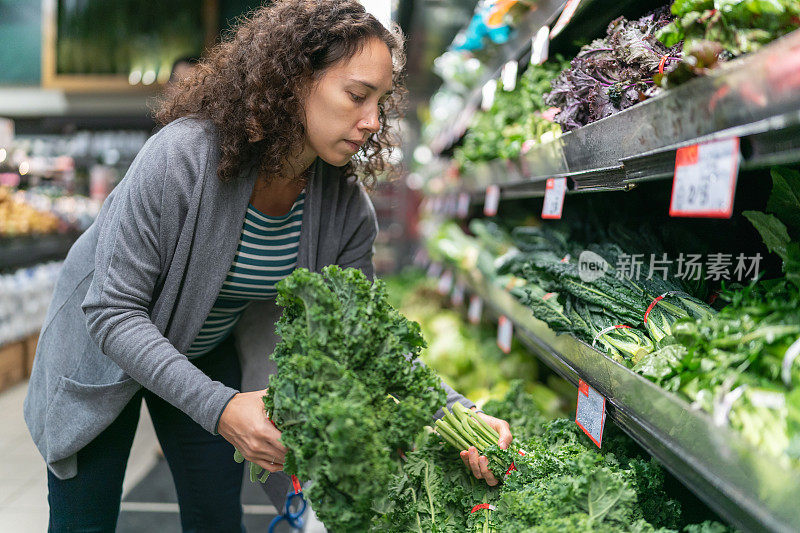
[81,128,238,435]
[335,182,477,418]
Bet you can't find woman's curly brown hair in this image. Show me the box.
[155,0,406,187]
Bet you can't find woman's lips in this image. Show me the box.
[345,140,361,151]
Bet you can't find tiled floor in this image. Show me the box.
[0,380,162,532]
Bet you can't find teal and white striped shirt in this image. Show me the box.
[186,192,305,357]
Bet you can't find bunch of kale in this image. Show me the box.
[264,266,447,532]
[545,8,681,131]
[374,382,731,532]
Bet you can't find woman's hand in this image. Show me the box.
[218,389,287,472]
[459,411,513,486]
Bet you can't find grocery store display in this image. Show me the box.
[0,261,61,347]
[374,383,729,532]
[426,165,800,466]
[0,186,62,236]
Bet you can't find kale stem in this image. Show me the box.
[424,462,436,525]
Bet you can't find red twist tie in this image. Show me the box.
[542,292,555,301]
[505,462,517,475]
[643,295,665,324]
[291,474,302,494]
[658,55,668,75]
[471,503,496,513]
[517,449,526,456]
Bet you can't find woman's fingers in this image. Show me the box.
[476,412,513,450]
[467,446,483,480]
[479,455,498,486]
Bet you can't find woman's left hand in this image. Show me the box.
[459,411,513,486]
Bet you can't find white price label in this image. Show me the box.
[437,270,454,296]
[541,177,567,219]
[427,262,443,279]
[575,379,606,448]
[530,26,550,65]
[550,0,582,38]
[468,295,483,325]
[484,185,500,217]
[501,61,518,92]
[457,193,471,219]
[497,315,513,354]
[481,80,498,111]
[669,138,740,218]
[451,282,465,306]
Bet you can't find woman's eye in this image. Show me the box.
[349,93,366,103]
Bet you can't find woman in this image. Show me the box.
[24,1,513,531]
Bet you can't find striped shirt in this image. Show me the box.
[186,192,305,357]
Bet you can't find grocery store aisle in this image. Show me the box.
[0,380,161,532]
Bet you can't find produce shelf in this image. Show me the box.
[429,0,568,155]
[433,29,800,204]
[0,233,78,272]
[445,263,800,533]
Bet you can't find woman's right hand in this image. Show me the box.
[218,389,287,472]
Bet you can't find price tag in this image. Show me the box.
[501,61,518,92]
[669,137,740,219]
[497,315,513,354]
[530,26,550,65]
[575,379,606,448]
[437,270,454,296]
[468,295,483,325]
[457,192,471,219]
[481,80,497,111]
[427,262,443,279]
[451,282,465,306]
[484,185,500,217]
[550,0,582,38]
[541,177,567,219]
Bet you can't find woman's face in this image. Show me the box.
[303,37,394,167]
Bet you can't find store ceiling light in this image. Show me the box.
[18,161,29,176]
[0,148,6,163]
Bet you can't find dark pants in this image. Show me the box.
[47,335,245,533]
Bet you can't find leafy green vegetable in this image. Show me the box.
[263,266,447,532]
[658,0,800,57]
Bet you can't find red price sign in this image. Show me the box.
[497,315,513,354]
[541,177,567,219]
[575,379,606,448]
[484,185,500,217]
[669,137,740,218]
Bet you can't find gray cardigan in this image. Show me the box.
[24,117,474,480]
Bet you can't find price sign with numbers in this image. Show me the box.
[501,61,518,92]
[541,177,567,219]
[468,295,483,325]
[530,26,550,65]
[497,316,513,354]
[669,137,740,218]
[575,379,606,448]
[484,185,500,217]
